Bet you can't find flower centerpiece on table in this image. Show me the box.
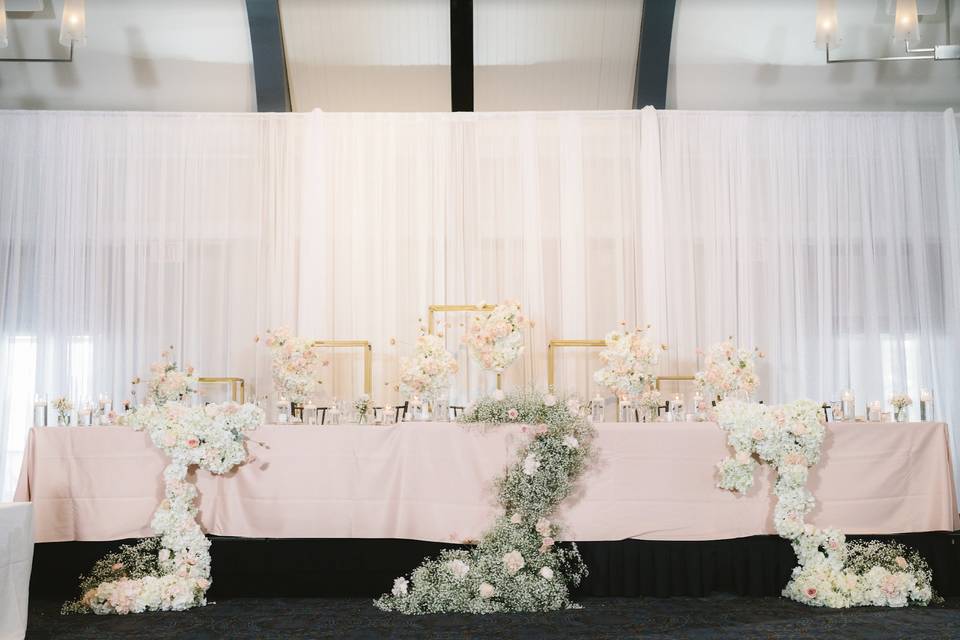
[636,387,664,421]
[400,333,458,402]
[354,394,371,423]
[593,324,665,403]
[147,348,197,406]
[261,328,325,404]
[463,301,529,373]
[54,397,73,425]
[890,394,912,422]
[695,338,762,401]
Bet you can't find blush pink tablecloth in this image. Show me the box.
[14,421,958,544]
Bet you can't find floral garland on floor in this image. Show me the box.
[64,358,264,615]
[593,325,664,402]
[260,328,325,403]
[463,301,529,373]
[399,333,458,400]
[715,398,936,608]
[376,391,595,614]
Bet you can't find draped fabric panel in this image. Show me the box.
[0,112,304,499]
[1,108,958,502]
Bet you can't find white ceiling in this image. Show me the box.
[0,0,957,112]
[279,0,643,112]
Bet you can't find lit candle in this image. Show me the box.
[920,389,933,421]
[304,401,318,425]
[383,404,394,425]
[670,393,684,422]
[33,394,48,427]
[276,396,289,424]
[590,394,605,423]
[327,405,340,425]
[841,389,855,422]
[867,400,882,422]
[78,402,93,427]
[618,398,633,423]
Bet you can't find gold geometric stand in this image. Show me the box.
[546,339,605,391]
[427,304,503,390]
[655,375,696,390]
[310,340,373,395]
[197,377,246,403]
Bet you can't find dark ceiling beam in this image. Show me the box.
[245,0,291,112]
[450,0,474,112]
[633,0,678,109]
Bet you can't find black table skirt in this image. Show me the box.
[31,532,960,599]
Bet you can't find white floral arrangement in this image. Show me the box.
[261,328,325,403]
[63,401,264,615]
[462,301,529,373]
[399,334,458,399]
[354,394,371,422]
[890,393,912,420]
[376,391,595,614]
[54,396,73,424]
[593,326,664,402]
[146,348,197,406]
[695,338,761,400]
[715,397,936,608]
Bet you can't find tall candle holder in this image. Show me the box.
[920,389,934,421]
[590,394,605,423]
[841,390,855,422]
[34,394,48,426]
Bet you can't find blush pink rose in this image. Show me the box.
[186,437,199,448]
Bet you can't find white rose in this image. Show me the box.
[522,453,540,476]
[543,394,557,407]
[539,566,554,580]
[445,559,470,579]
[535,517,552,537]
[158,548,171,562]
[502,550,525,575]
[562,435,579,449]
[479,582,495,599]
[509,512,522,524]
[391,577,408,597]
[492,390,505,401]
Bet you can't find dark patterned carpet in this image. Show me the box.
[25,596,960,639]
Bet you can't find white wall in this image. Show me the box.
[668,0,960,111]
[0,0,255,111]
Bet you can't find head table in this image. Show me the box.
[14,421,958,544]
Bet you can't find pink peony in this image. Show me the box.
[535,517,552,537]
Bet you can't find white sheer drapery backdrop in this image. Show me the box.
[1,108,958,501]
[0,112,304,499]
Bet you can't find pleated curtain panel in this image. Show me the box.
[0,108,958,501]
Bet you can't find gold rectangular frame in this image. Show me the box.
[655,375,696,390]
[197,377,246,403]
[546,339,605,391]
[310,340,373,395]
[427,304,500,389]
